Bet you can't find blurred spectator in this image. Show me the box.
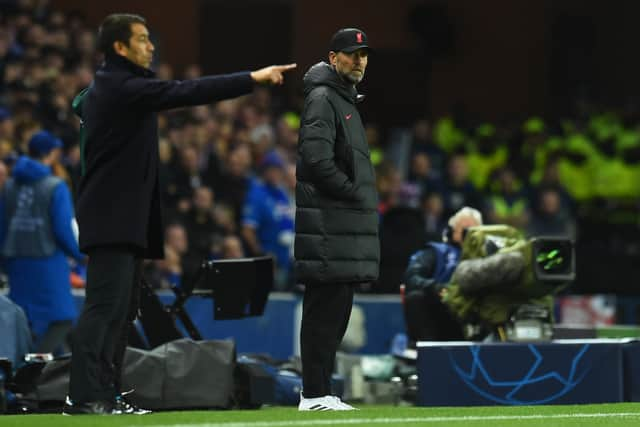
[284,161,296,197]
[250,122,275,165]
[158,137,179,211]
[155,62,173,80]
[215,143,253,224]
[441,152,482,217]
[421,192,446,242]
[528,187,576,239]
[275,111,299,160]
[465,124,508,191]
[0,130,84,353]
[485,167,530,229]
[402,151,443,207]
[166,223,188,259]
[151,222,188,289]
[0,160,8,190]
[366,123,384,167]
[213,202,238,236]
[250,86,272,116]
[181,186,225,262]
[531,160,576,216]
[410,118,446,177]
[516,117,548,183]
[221,235,245,259]
[0,108,14,141]
[69,29,97,65]
[376,162,402,214]
[183,63,202,79]
[241,151,294,290]
[171,144,214,213]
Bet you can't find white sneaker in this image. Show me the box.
[298,393,357,411]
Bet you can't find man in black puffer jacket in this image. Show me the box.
[295,28,379,411]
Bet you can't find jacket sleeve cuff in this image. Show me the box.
[230,71,255,93]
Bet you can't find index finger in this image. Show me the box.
[276,63,297,72]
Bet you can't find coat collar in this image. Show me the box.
[103,53,156,78]
[303,62,366,105]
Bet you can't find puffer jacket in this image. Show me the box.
[294,62,379,284]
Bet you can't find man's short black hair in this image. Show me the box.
[97,13,146,57]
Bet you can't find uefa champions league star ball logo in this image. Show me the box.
[448,344,592,405]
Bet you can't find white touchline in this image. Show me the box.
[138,412,640,427]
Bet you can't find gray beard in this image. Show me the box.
[344,70,364,85]
[333,63,364,85]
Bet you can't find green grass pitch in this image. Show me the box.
[2,403,640,427]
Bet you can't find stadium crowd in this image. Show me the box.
[0,0,638,303]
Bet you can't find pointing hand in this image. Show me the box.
[251,63,297,85]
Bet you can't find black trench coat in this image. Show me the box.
[73,54,254,258]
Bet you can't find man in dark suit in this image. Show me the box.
[64,13,295,415]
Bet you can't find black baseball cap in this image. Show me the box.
[329,28,370,53]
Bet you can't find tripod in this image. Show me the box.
[136,257,274,348]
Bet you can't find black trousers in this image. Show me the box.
[300,282,354,398]
[403,289,465,342]
[68,245,142,403]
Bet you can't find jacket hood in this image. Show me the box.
[303,62,363,103]
[12,156,52,183]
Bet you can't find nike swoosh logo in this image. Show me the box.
[345,114,352,120]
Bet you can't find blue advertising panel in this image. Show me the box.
[417,340,624,406]
[623,342,640,402]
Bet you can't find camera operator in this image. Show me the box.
[403,207,482,343]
